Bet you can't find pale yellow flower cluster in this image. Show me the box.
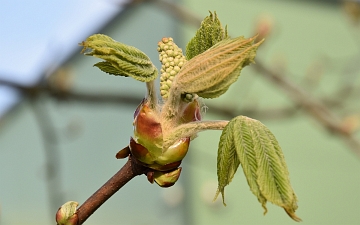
[157,37,186,100]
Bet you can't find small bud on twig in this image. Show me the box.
[56,201,79,225]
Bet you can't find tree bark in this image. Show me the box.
[76,157,147,224]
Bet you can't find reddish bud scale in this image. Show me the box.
[179,98,201,123]
[128,98,201,187]
[133,100,163,152]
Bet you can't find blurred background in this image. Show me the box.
[1,0,360,224]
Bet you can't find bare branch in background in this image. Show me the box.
[149,0,202,27]
[29,97,65,214]
[148,0,360,157]
[253,61,360,158]
[1,1,359,224]
[0,78,297,120]
[206,103,300,120]
[1,5,360,215]
[0,79,141,107]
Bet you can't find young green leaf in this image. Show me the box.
[174,35,264,99]
[186,11,228,60]
[93,61,124,76]
[252,120,301,221]
[214,121,240,205]
[80,34,158,82]
[215,116,301,221]
[232,116,268,212]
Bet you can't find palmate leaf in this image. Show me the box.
[80,34,158,82]
[215,116,301,221]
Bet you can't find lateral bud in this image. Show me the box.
[56,201,79,225]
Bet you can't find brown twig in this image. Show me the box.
[2,2,360,223]
[75,156,148,224]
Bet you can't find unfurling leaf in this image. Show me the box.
[252,119,301,221]
[214,121,240,205]
[233,116,268,212]
[80,34,158,82]
[215,116,301,221]
[186,11,228,60]
[175,36,263,99]
[174,36,262,98]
